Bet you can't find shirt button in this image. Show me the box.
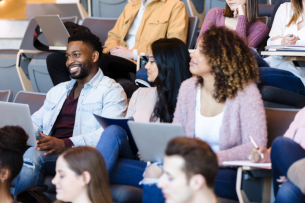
[78,108,80,111]
[75,124,78,127]
[81,93,84,96]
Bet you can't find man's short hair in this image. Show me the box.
[68,31,103,59]
[165,137,218,188]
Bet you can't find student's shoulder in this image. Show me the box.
[207,7,225,15]
[180,77,198,91]
[98,76,125,92]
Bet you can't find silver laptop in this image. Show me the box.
[127,121,186,162]
[34,15,70,50]
[0,102,37,146]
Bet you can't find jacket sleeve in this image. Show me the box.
[166,2,189,44]
[216,84,268,165]
[173,80,188,127]
[69,86,127,146]
[103,5,128,53]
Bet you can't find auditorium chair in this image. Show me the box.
[0,90,13,102]
[259,85,305,109]
[13,91,46,115]
[265,107,299,147]
[92,0,128,18]
[26,16,78,94]
[0,16,78,98]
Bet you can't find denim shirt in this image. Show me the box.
[31,69,127,147]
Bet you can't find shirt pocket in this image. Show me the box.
[44,99,56,111]
[146,18,169,41]
[81,103,104,129]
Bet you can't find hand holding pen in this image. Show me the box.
[280,34,300,45]
[248,135,270,163]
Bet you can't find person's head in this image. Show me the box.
[0,126,28,187]
[66,31,103,80]
[145,38,192,123]
[190,26,259,103]
[287,0,303,27]
[224,0,258,22]
[52,147,112,203]
[158,137,218,203]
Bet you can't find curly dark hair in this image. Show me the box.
[0,126,28,182]
[198,26,259,102]
[150,38,192,123]
[68,30,103,59]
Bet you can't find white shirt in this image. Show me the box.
[195,85,223,152]
[125,0,154,60]
[265,2,305,86]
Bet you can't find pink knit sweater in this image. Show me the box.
[198,8,269,48]
[173,77,268,165]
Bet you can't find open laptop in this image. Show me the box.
[0,102,37,146]
[34,15,70,51]
[127,121,186,162]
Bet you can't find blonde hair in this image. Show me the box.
[287,0,303,27]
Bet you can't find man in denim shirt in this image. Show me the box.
[14,31,127,195]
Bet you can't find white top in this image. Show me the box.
[195,85,223,152]
[125,0,154,60]
[266,2,305,86]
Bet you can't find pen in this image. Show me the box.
[289,35,300,40]
[249,135,264,159]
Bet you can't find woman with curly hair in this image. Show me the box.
[143,26,268,202]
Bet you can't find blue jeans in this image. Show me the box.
[259,67,305,95]
[142,168,238,203]
[14,147,58,195]
[271,137,305,203]
[96,125,146,188]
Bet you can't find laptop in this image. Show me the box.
[0,102,37,146]
[34,15,70,50]
[127,121,186,162]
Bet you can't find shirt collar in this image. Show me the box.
[132,0,165,5]
[66,68,104,90]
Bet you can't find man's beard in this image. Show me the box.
[68,60,92,79]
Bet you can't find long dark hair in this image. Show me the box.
[150,38,192,123]
[61,147,112,203]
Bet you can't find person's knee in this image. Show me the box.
[22,147,44,171]
[104,125,127,141]
[144,165,163,179]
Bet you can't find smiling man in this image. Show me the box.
[14,31,127,195]
[157,137,220,203]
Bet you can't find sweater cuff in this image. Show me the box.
[63,138,74,148]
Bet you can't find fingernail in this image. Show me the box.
[299,38,300,40]
[290,35,293,37]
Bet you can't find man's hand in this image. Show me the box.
[110,46,133,60]
[35,132,66,156]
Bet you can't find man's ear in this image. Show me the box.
[0,168,11,182]
[81,171,91,186]
[92,51,99,63]
[189,174,206,191]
